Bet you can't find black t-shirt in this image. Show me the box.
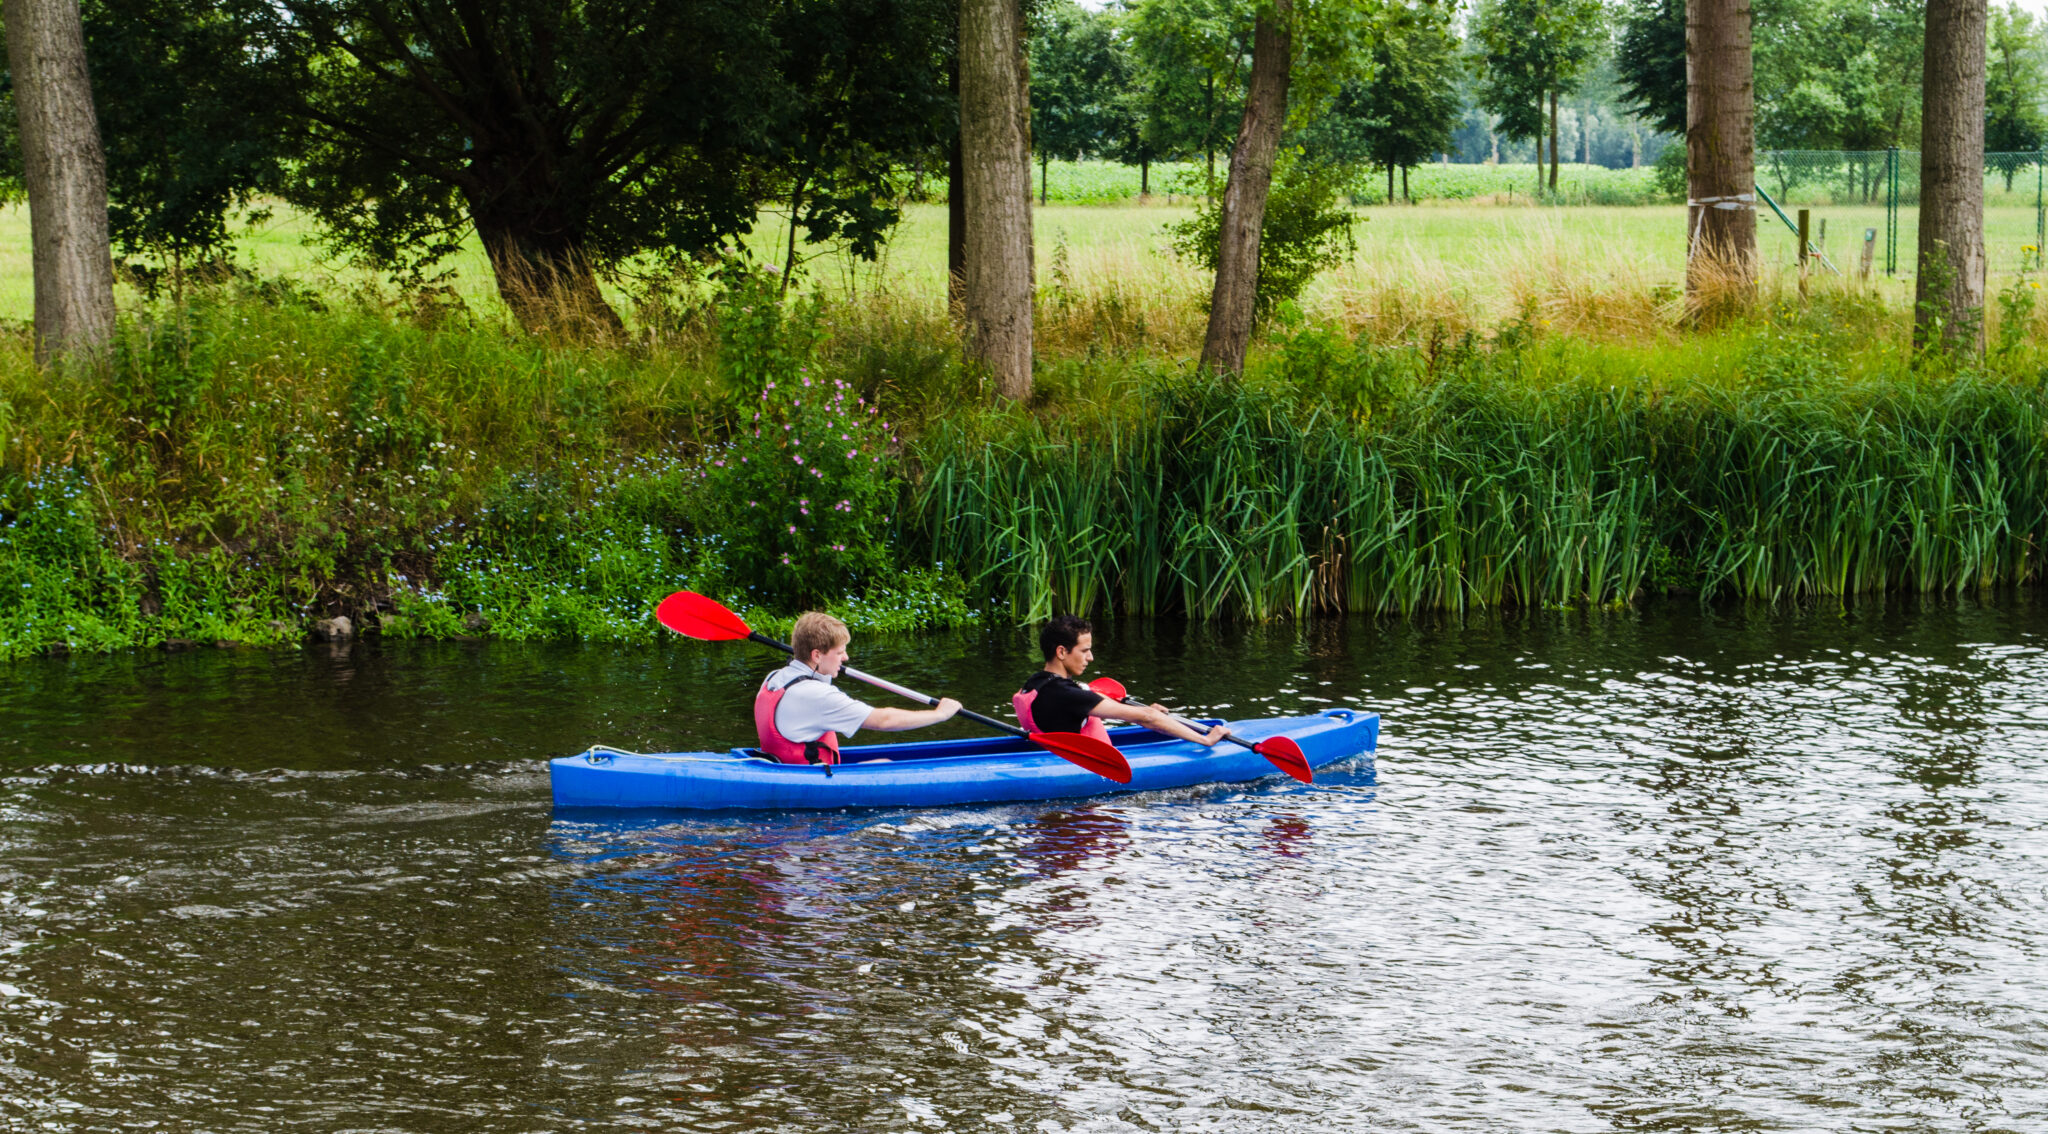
[1018,670,1103,734]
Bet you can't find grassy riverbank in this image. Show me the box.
[5,257,2048,661]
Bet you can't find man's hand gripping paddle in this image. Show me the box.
[1088,676,1313,784]
[655,591,1132,784]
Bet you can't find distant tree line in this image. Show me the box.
[1,0,2038,370]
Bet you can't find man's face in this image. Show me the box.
[1053,631,1093,678]
[809,640,850,677]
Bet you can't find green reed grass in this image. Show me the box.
[911,339,2048,619]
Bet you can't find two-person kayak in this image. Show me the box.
[549,708,1377,811]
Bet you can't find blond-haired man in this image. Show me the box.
[753,612,962,766]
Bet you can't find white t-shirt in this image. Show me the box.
[763,660,874,743]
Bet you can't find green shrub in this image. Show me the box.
[1651,144,1687,203]
[701,264,901,606]
[1168,161,1357,313]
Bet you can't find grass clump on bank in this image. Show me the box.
[5,258,2048,661]
[0,271,981,660]
[918,322,2048,619]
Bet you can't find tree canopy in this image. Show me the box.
[1031,1,1133,198]
[1471,0,1607,188]
[1614,0,1686,137]
[1301,0,1460,197]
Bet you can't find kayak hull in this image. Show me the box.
[549,709,1377,811]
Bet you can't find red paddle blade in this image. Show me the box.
[1088,676,1129,700]
[655,591,752,641]
[1029,731,1133,784]
[1253,735,1314,784]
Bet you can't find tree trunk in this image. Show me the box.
[1549,90,1561,191]
[959,0,1034,399]
[471,214,623,338]
[1386,163,1394,203]
[1402,165,1410,202]
[1916,0,1989,352]
[1140,159,1150,197]
[949,67,966,313]
[1198,0,1292,377]
[4,0,116,366]
[1685,0,1758,307]
[1041,155,1049,205]
[1535,116,1545,192]
[782,175,806,294]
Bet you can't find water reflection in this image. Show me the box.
[3,599,2046,1131]
[1020,807,1130,878]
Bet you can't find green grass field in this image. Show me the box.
[6,177,2046,331]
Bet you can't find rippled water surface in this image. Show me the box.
[4,600,2047,1132]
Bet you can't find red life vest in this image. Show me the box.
[1012,688,1113,743]
[754,671,842,767]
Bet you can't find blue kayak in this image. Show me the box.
[549,708,1378,811]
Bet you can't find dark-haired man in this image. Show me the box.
[1012,614,1230,747]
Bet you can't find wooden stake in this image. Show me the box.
[1798,208,1811,297]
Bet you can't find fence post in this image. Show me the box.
[2037,147,2044,252]
[1861,227,1876,279]
[1798,209,1811,296]
[1885,147,1899,276]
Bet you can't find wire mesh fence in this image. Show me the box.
[1756,149,2047,279]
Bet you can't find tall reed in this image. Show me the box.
[911,348,2048,618]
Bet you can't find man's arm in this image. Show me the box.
[864,699,962,732]
[1089,699,1230,746]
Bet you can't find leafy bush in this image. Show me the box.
[1651,144,1687,202]
[701,263,901,606]
[1168,161,1358,313]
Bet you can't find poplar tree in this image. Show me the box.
[1686,0,1757,306]
[1199,0,1294,375]
[1916,0,1989,352]
[960,0,1035,398]
[3,0,115,364]
[1473,0,1605,193]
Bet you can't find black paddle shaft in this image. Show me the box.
[1107,693,1257,752]
[747,631,1030,739]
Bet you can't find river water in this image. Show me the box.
[2,599,2046,1132]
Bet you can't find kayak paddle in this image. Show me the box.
[655,591,1132,784]
[1088,676,1313,784]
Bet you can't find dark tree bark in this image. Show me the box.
[959,0,1034,399]
[1198,0,1291,377]
[4,0,116,365]
[468,189,623,338]
[948,64,966,313]
[1916,0,1989,352]
[1548,90,1560,190]
[1685,0,1758,305]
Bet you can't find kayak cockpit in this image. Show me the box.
[732,720,1220,765]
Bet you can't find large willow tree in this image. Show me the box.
[72,0,953,333]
